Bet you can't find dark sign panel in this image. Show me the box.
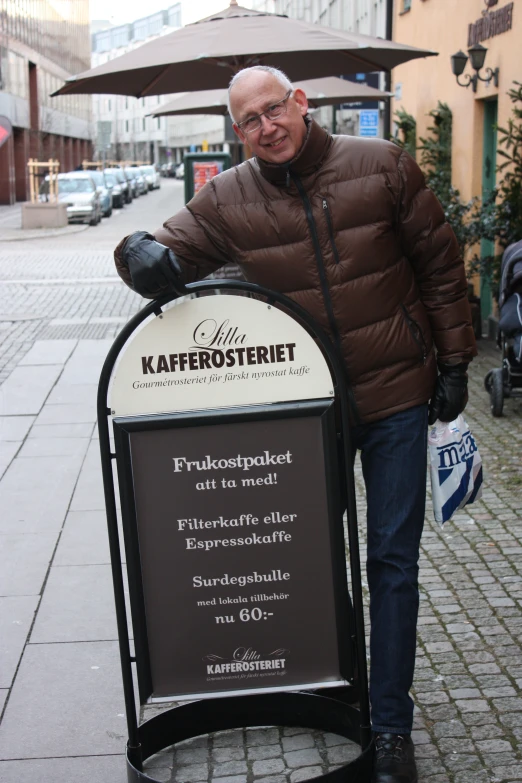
[114,402,351,701]
[340,73,381,110]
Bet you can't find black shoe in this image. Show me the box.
[371,733,417,783]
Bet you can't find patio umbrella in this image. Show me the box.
[149,77,393,117]
[52,0,436,98]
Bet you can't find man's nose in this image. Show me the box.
[259,113,278,133]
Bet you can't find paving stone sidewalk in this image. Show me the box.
[0,187,520,782]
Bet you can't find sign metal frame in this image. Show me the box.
[97,279,373,782]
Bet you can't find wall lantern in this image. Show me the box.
[450,43,499,93]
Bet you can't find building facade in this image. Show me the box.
[273,0,387,136]
[0,0,93,204]
[91,6,183,165]
[392,0,519,319]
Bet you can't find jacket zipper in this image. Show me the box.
[322,198,341,265]
[290,172,360,422]
[400,304,427,364]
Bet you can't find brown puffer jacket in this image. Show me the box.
[115,117,477,423]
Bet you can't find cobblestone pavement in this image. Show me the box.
[0,180,175,383]
[0,178,520,782]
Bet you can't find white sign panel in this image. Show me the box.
[110,295,333,416]
[359,109,379,138]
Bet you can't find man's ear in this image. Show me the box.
[232,122,247,144]
[293,88,308,117]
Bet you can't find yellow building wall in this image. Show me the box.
[392,0,519,202]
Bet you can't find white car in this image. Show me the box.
[175,162,185,179]
[40,172,102,225]
[139,165,161,190]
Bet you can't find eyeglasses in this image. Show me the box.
[237,90,293,134]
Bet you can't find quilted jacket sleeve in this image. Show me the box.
[114,179,230,294]
[396,149,477,364]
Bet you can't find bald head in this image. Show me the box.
[228,66,292,122]
[229,68,309,165]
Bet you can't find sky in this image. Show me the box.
[89,0,234,26]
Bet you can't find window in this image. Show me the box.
[157,117,161,129]
[108,99,112,111]
[168,4,182,27]
[112,25,131,49]
[7,51,29,99]
[402,0,412,10]
[125,120,129,132]
[143,118,146,131]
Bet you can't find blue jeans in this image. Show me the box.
[351,403,428,735]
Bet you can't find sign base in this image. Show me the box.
[126,691,373,782]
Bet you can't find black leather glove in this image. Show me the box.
[428,362,469,425]
[121,231,186,298]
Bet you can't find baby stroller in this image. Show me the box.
[484,239,522,416]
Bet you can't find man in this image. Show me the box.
[115,66,476,783]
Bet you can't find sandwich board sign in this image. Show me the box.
[98,283,372,781]
[110,294,353,702]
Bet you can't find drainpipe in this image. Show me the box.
[383,0,394,140]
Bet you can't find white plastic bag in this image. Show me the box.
[428,414,483,526]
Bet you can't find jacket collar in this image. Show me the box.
[255,116,333,187]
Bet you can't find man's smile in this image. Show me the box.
[264,136,287,148]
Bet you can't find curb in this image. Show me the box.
[0,223,90,242]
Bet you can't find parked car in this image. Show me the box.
[86,169,113,217]
[106,167,132,204]
[124,167,140,199]
[161,162,176,178]
[129,166,148,195]
[140,164,161,190]
[175,162,185,180]
[39,172,102,225]
[103,169,125,208]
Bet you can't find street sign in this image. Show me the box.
[359,110,379,138]
[97,120,112,149]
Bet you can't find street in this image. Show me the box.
[0,176,521,782]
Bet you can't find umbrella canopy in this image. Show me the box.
[53,1,436,98]
[149,77,393,117]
